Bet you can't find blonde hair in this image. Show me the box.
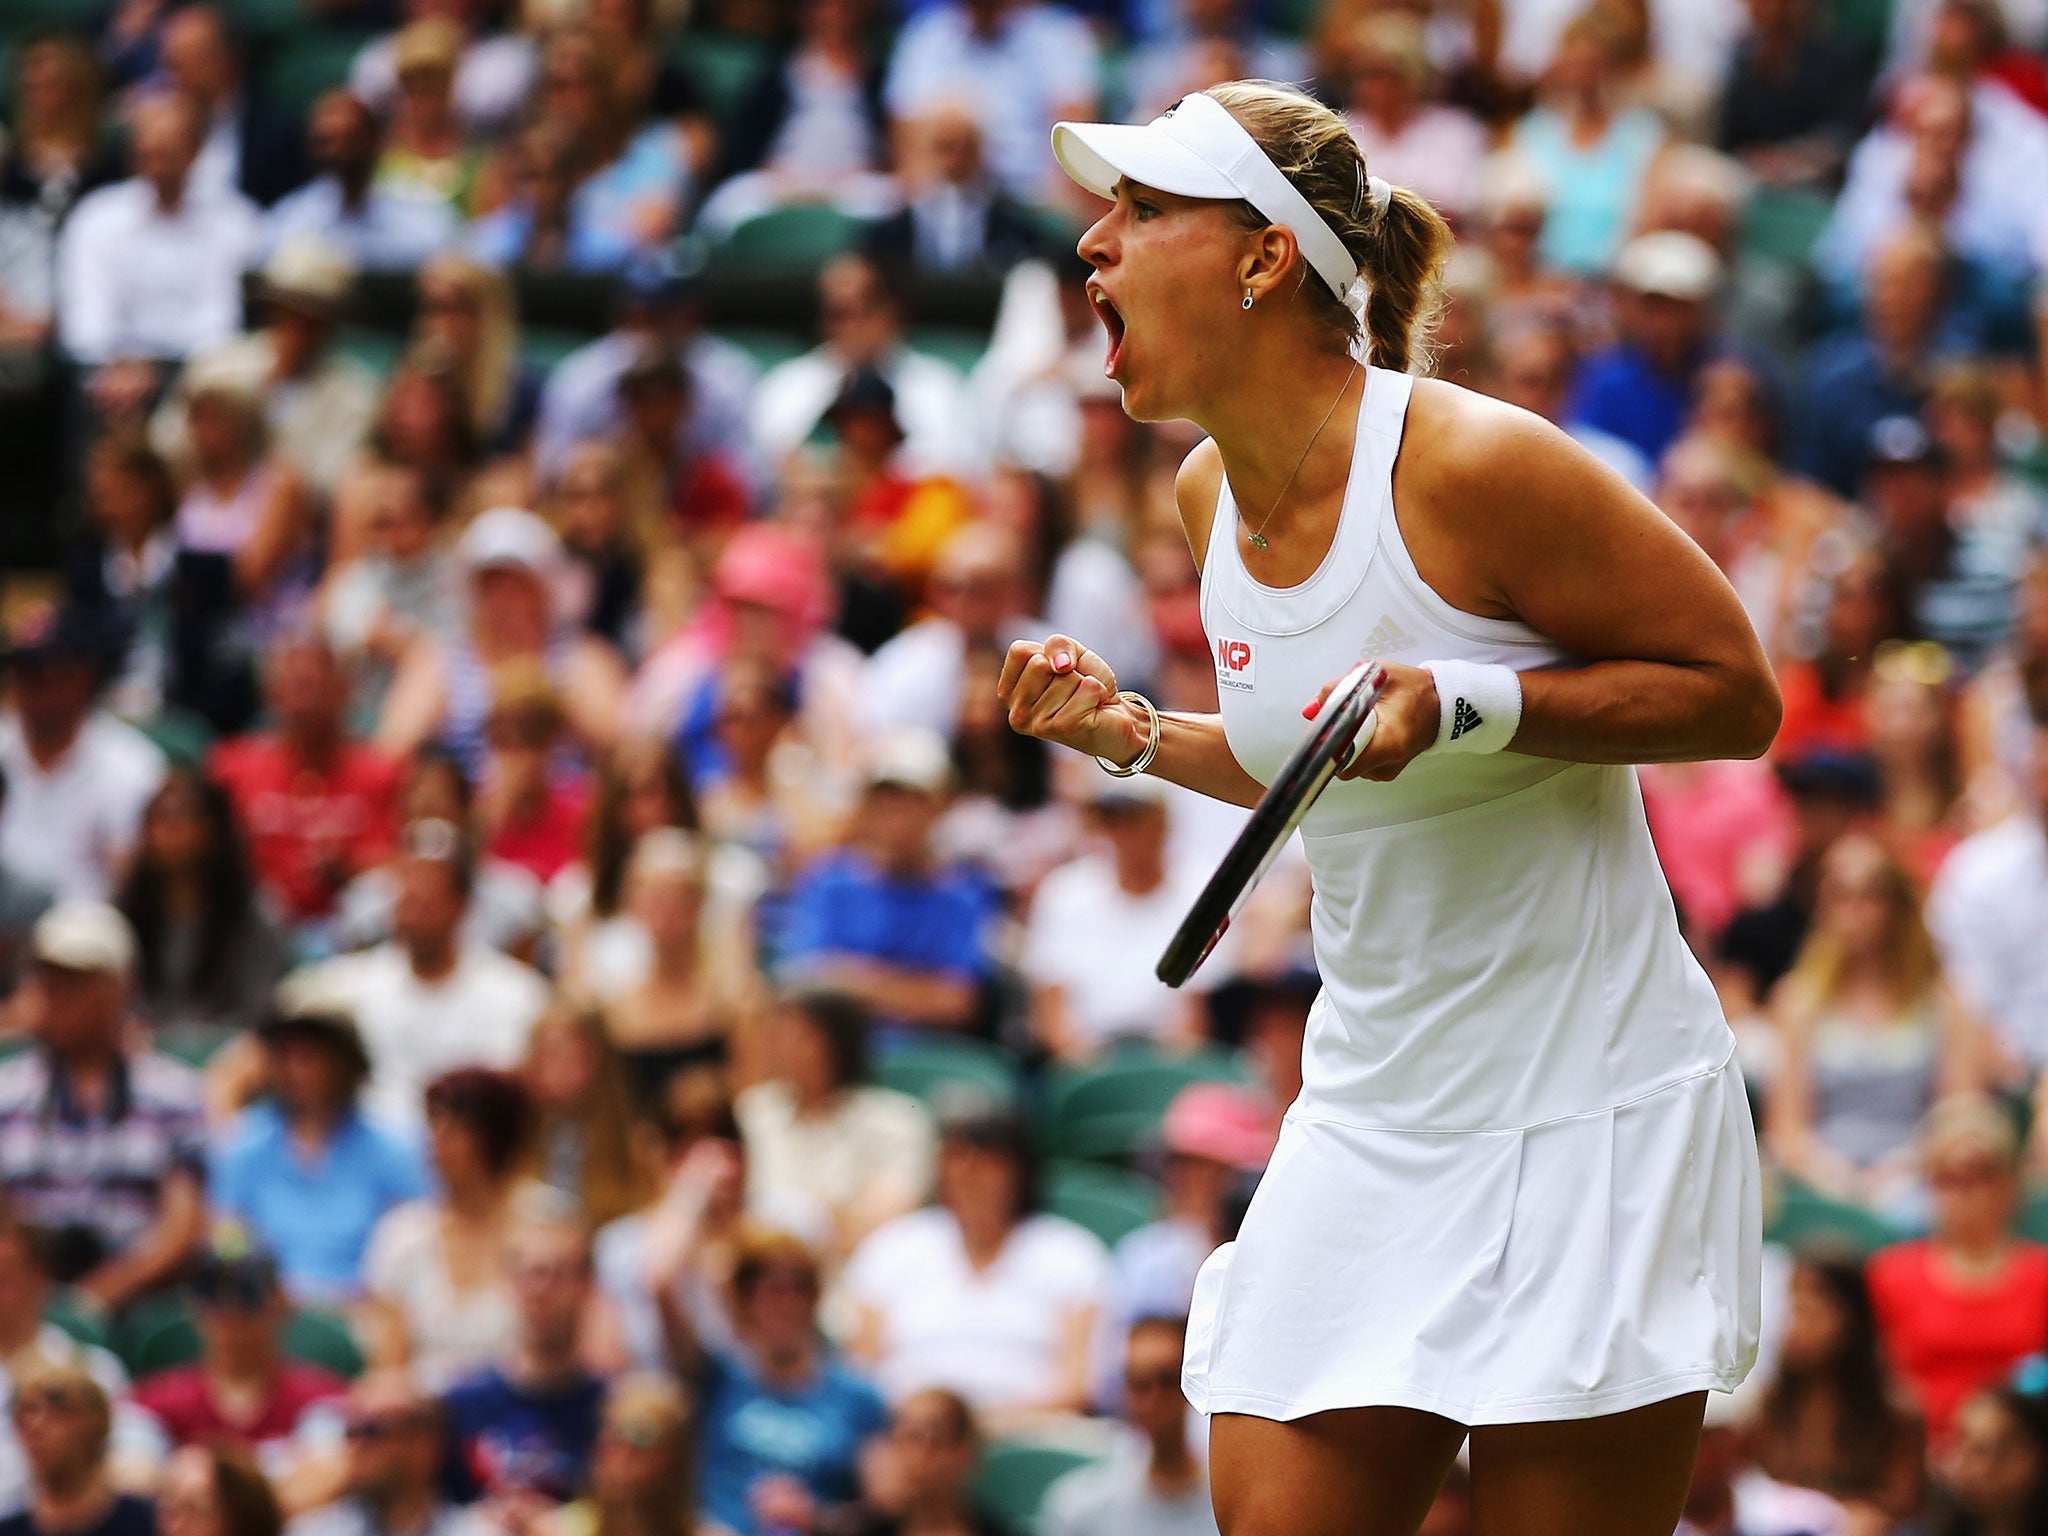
[417,252,519,442]
[1922,1091,2021,1171]
[1782,833,1943,1014]
[1203,80,1453,374]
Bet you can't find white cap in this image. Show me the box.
[30,901,136,976]
[458,507,563,577]
[261,235,358,310]
[1052,92,1372,309]
[862,729,954,796]
[1086,769,1172,808]
[1613,230,1722,302]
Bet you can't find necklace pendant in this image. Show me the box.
[1247,531,1269,551]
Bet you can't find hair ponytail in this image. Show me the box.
[1358,184,1453,374]
[1205,80,1454,374]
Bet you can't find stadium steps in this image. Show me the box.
[1043,1158,1161,1248]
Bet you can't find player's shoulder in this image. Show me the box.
[1403,376,1576,492]
[1173,438,1226,571]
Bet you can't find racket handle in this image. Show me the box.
[1339,706,1378,771]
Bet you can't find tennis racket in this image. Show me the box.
[1156,661,1387,988]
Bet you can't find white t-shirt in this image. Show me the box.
[1928,816,2048,1066]
[842,1207,1109,1411]
[360,1201,515,1393]
[1021,854,1223,1048]
[0,711,167,900]
[290,943,549,1130]
[737,1081,936,1232]
[863,614,1046,741]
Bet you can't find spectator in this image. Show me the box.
[0,608,168,902]
[659,1228,885,1536]
[1486,317,1652,491]
[1747,1256,1925,1519]
[1122,0,1304,122]
[369,22,486,217]
[1337,15,1487,229]
[1776,547,1906,762]
[1108,1085,1272,1343]
[57,92,261,372]
[1507,12,1668,277]
[1957,554,2048,823]
[865,108,1048,278]
[1023,774,1223,1062]
[546,742,698,995]
[438,1210,607,1510]
[320,461,457,722]
[266,93,458,274]
[359,1069,535,1390]
[1041,1317,1215,1536]
[409,256,542,460]
[363,362,485,520]
[0,1365,151,1536]
[1567,231,1727,469]
[736,990,936,1266]
[1924,362,2047,661]
[1865,641,1967,884]
[332,752,546,961]
[864,525,1043,743]
[1930,710,2048,1075]
[534,1375,695,1536]
[378,509,629,778]
[543,443,650,653]
[288,1372,494,1536]
[156,6,305,209]
[520,1009,657,1231]
[0,38,122,280]
[695,0,897,236]
[156,238,382,502]
[692,661,839,882]
[156,1445,281,1536]
[287,818,550,1131]
[1935,1386,2048,1536]
[474,665,587,886]
[211,1002,429,1303]
[780,732,998,1034]
[348,0,536,136]
[843,1389,1013,1536]
[1868,1094,2048,1443]
[531,254,760,491]
[60,435,188,729]
[0,1209,145,1516]
[0,768,54,1009]
[883,0,1097,199]
[751,255,979,481]
[116,767,291,1042]
[605,827,765,1110]
[610,349,752,550]
[212,634,403,935]
[1715,0,1866,189]
[844,1103,1108,1422]
[1653,436,1798,666]
[0,901,205,1311]
[131,1239,347,1470]
[465,123,606,275]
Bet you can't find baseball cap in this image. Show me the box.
[258,992,372,1080]
[862,729,954,796]
[458,506,563,577]
[1160,1083,1276,1171]
[713,524,832,629]
[2,606,108,672]
[29,902,136,976]
[1867,414,1939,468]
[1613,231,1722,302]
[189,1225,281,1309]
[262,234,358,315]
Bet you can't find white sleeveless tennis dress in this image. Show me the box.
[1182,365,1762,1426]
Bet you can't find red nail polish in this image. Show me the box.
[1303,700,1320,719]
[1051,654,1072,673]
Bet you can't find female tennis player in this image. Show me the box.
[997,82,1778,1536]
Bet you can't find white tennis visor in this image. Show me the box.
[1051,92,1361,306]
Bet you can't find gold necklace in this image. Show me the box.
[1243,360,1361,553]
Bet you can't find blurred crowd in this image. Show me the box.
[7,0,2048,1531]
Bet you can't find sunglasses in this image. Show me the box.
[602,1417,666,1450]
[13,1390,90,1417]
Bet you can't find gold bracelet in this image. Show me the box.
[1095,691,1161,778]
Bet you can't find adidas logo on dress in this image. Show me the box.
[1360,615,1416,658]
[1449,698,1484,741]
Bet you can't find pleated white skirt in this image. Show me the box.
[1184,1055,1762,1426]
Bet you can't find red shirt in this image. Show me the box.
[1772,663,1870,762]
[1867,1239,2048,1443]
[133,1363,347,1450]
[487,781,589,882]
[212,736,402,921]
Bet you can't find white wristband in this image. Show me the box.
[1423,660,1522,755]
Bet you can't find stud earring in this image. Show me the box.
[1242,288,1255,310]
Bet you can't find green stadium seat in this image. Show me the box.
[337,327,407,379]
[872,1034,1020,1111]
[1741,185,1834,270]
[907,326,988,375]
[258,33,366,116]
[222,0,307,43]
[1827,0,1893,69]
[974,1441,1098,1534]
[114,1294,198,1378]
[711,205,869,278]
[125,1305,365,1380]
[43,1293,112,1354]
[1043,1159,1160,1248]
[1042,1046,1247,1162]
[1763,1178,1902,1258]
[152,1025,237,1070]
[522,324,596,374]
[668,32,776,130]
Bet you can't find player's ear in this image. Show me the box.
[1237,224,1300,307]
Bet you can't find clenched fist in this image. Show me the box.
[996,635,1147,767]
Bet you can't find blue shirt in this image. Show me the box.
[211,1103,429,1299]
[440,1366,605,1505]
[698,1346,888,1534]
[779,851,998,995]
[1566,343,1700,469]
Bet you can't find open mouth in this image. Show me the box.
[1090,285,1127,379]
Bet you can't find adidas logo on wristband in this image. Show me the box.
[1449,698,1484,741]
